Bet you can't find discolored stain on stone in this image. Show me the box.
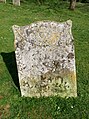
[12,20,77,98]
[67,53,74,59]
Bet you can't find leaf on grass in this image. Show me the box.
[0,95,3,100]
[4,104,10,110]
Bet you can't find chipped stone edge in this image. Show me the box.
[12,25,20,49]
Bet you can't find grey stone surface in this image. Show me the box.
[12,20,77,98]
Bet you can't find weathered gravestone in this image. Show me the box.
[12,20,77,98]
[13,0,20,6]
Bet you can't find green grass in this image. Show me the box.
[0,1,89,118]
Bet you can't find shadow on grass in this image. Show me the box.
[1,51,20,91]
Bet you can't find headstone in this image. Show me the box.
[0,0,6,3]
[13,0,20,6]
[12,20,77,98]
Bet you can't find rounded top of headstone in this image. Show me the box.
[12,20,73,48]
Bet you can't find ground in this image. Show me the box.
[0,1,89,119]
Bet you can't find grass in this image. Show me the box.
[0,1,89,118]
